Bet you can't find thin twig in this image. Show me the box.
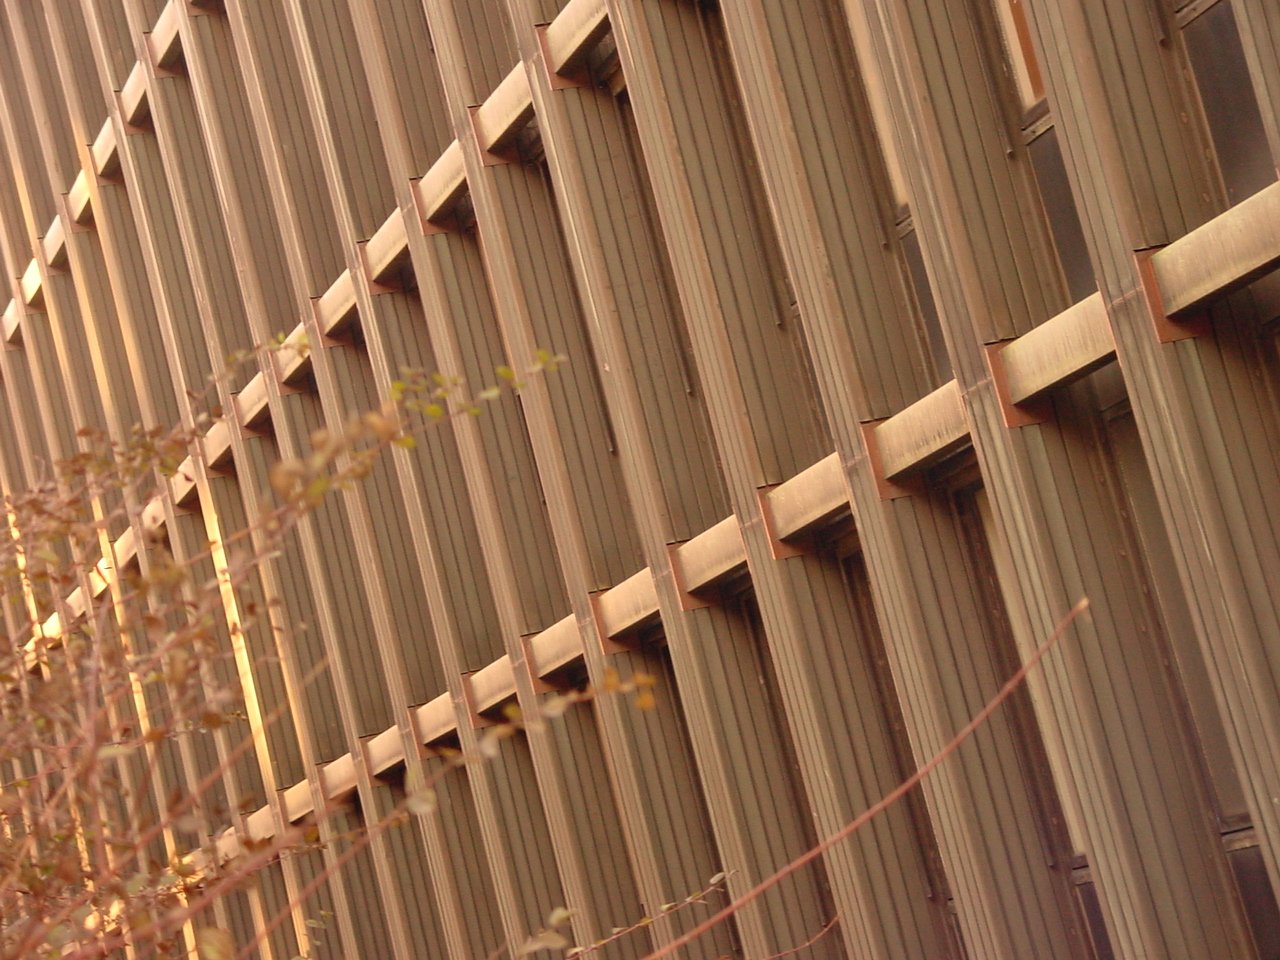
[761,915,840,959]
[565,876,729,958]
[641,598,1088,960]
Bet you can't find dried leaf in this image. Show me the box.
[519,929,569,954]
[195,927,234,960]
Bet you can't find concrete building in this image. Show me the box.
[1,0,1279,957]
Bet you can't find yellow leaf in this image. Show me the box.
[195,927,234,960]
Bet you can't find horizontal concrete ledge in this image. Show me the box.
[470,655,516,715]
[595,568,659,639]
[20,260,43,307]
[276,323,314,385]
[2,299,19,344]
[544,0,609,76]
[120,62,149,128]
[528,615,580,676]
[1156,179,1280,317]
[149,0,182,72]
[316,272,357,340]
[282,780,312,824]
[166,461,196,509]
[92,121,117,177]
[413,141,467,227]
[473,65,534,155]
[321,753,356,801]
[213,827,241,864]
[141,498,167,532]
[42,217,67,270]
[245,805,274,843]
[766,453,847,543]
[112,529,137,574]
[414,693,454,746]
[366,725,407,778]
[236,373,270,428]
[365,208,409,285]
[678,515,747,594]
[876,380,968,480]
[203,419,234,470]
[1002,292,1113,404]
[68,172,92,225]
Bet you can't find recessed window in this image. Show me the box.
[1182,0,1277,205]
[845,3,908,205]
[991,0,1095,306]
[993,0,1045,113]
[1026,126,1095,303]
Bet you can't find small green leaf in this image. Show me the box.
[195,927,234,960]
[124,872,148,896]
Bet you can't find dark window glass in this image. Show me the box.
[1230,845,1280,959]
[1246,270,1280,326]
[1075,881,1117,960]
[901,229,952,383]
[1185,1,1277,205]
[1028,127,1095,303]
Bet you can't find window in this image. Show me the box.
[1180,0,1276,206]
[1179,0,1280,323]
[846,3,954,384]
[993,0,1044,111]
[990,0,1095,306]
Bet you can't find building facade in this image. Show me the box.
[1,0,1279,957]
